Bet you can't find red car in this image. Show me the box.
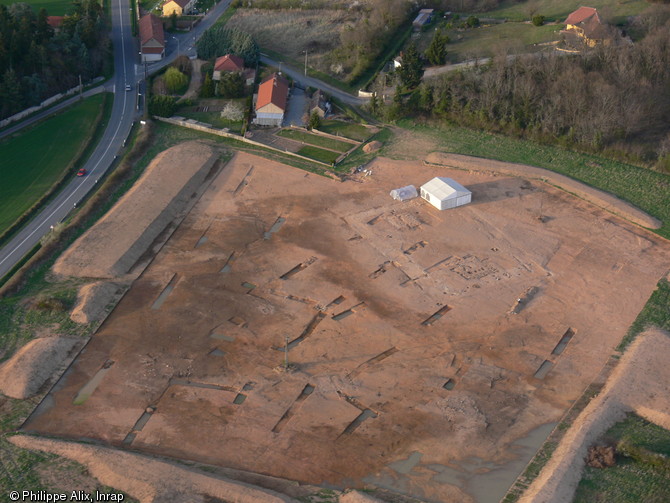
[77,168,87,177]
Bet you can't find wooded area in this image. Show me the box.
[0,0,111,119]
[409,12,670,165]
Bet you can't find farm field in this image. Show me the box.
[574,413,670,503]
[278,129,353,153]
[0,0,73,15]
[22,148,670,502]
[0,93,107,238]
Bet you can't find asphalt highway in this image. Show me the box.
[0,0,137,280]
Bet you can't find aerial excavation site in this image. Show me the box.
[12,141,670,503]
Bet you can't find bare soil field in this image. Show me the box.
[22,152,670,503]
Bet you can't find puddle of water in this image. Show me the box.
[551,328,575,356]
[233,393,246,405]
[209,333,235,342]
[73,365,113,405]
[443,379,455,390]
[209,348,226,356]
[534,360,554,379]
[195,236,208,248]
[242,281,257,290]
[389,451,423,475]
[264,217,286,239]
[220,252,236,274]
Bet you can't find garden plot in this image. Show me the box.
[23,153,670,503]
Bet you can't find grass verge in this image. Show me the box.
[0,93,111,248]
[278,129,352,152]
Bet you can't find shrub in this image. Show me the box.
[532,15,545,27]
[164,67,188,94]
[149,95,177,117]
[466,16,480,28]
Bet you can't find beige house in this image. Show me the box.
[253,73,289,127]
[162,0,194,17]
[139,14,165,63]
[563,6,615,47]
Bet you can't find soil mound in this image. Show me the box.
[0,338,79,399]
[10,435,297,503]
[425,152,662,229]
[53,141,220,279]
[71,281,127,324]
[586,445,616,468]
[362,140,382,153]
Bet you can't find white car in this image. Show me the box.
[125,84,131,92]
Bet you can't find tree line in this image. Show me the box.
[195,25,259,65]
[0,0,111,120]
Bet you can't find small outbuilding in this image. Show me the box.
[420,177,471,210]
[390,185,418,202]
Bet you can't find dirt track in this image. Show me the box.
[21,149,670,503]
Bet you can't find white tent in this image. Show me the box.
[390,185,418,202]
[420,177,471,210]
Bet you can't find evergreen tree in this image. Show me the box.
[308,110,321,130]
[397,43,423,90]
[425,29,449,66]
[200,72,214,98]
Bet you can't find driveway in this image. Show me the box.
[283,87,307,127]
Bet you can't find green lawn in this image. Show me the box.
[297,145,340,164]
[483,0,650,24]
[574,414,670,503]
[318,120,373,142]
[0,0,74,15]
[415,22,562,64]
[0,94,107,237]
[278,129,353,153]
[176,109,244,133]
[397,120,670,239]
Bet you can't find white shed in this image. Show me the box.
[420,177,471,210]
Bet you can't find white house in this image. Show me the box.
[420,177,471,210]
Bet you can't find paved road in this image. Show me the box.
[259,55,366,106]
[0,0,138,280]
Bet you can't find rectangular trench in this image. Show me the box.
[421,305,452,326]
[271,384,315,433]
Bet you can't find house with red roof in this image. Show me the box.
[563,7,615,47]
[47,16,64,30]
[139,14,165,62]
[253,73,289,127]
[213,54,256,86]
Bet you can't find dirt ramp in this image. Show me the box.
[54,141,220,279]
[425,152,662,229]
[70,281,128,324]
[0,337,80,399]
[10,435,298,503]
[520,328,670,503]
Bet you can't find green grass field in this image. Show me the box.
[483,0,650,24]
[297,145,340,164]
[278,129,353,153]
[317,120,373,142]
[574,414,670,503]
[436,22,562,63]
[0,0,74,15]
[396,120,670,240]
[0,94,107,237]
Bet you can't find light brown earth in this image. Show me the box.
[53,141,220,279]
[70,281,129,324]
[520,328,670,503]
[22,151,670,503]
[0,337,81,399]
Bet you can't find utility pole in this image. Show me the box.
[304,49,308,76]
